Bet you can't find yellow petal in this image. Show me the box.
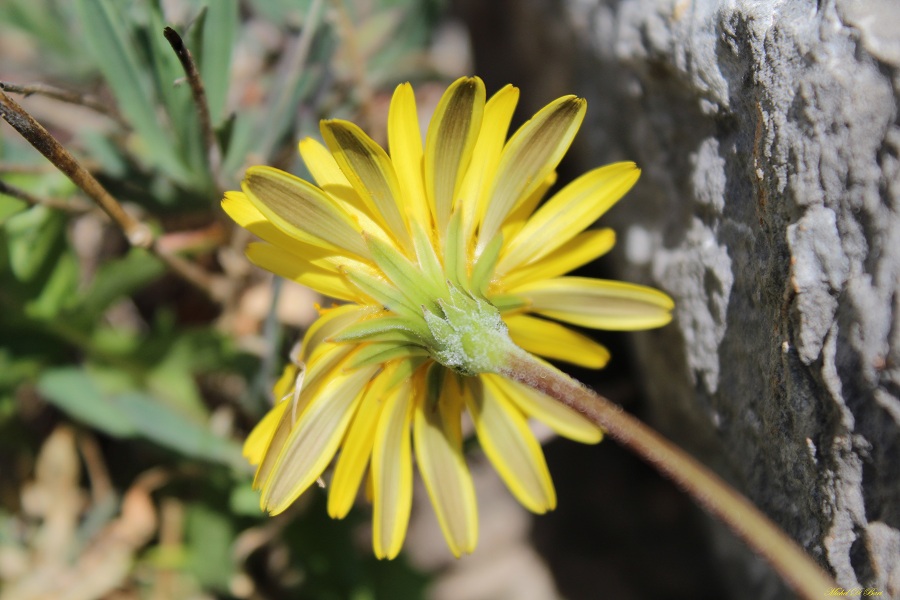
[298,137,395,247]
[253,342,360,496]
[298,137,353,188]
[261,362,380,515]
[320,120,412,252]
[300,303,375,366]
[504,313,611,369]
[272,355,301,405]
[500,162,639,272]
[242,165,368,258]
[499,228,616,290]
[388,82,431,230]
[482,374,602,444]
[372,379,414,559]
[245,242,360,302]
[424,76,486,234]
[499,171,557,243]
[222,191,294,249]
[509,277,674,330]
[465,378,556,513]
[458,84,519,245]
[328,365,397,519]
[226,189,363,264]
[252,342,356,495]
[243,399,289,466]
[413,368,478,557]
[253,338,359,492]
[478,96,586,253]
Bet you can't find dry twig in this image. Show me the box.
[0,88,228,302]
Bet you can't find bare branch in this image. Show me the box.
[0,87,228,302]
[0,80,128,129]
[162,27,222,187]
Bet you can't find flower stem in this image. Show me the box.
[500,346,836,600]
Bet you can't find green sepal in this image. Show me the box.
[346,343,429,370]
[411,222,451,300]
[489,294,530,312]
[470,232,503,297]
[443,210,469,289]
[343,267,423,322]
[365,234,444,313]
[381,356,429,391]
[423,362,446,413]
[333,315,430,345]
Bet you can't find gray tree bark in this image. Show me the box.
[555,0,900,596]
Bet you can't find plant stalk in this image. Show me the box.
[500,346,836,600]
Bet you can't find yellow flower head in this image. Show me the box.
[224,76,673,559]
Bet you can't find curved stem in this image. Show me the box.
[500,346,836,600]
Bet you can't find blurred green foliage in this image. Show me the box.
[0,0,444,597]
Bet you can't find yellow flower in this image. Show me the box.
[224,76,673,559]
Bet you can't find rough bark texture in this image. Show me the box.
[554,0,900,596]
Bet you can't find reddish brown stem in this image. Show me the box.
[501,347,837,600]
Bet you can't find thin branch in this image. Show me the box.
[0,179,93,213]
[162,27,222,187]
[0,81,128,129]
[1,89,148,244]
[0,87,227,302]
[501,347,837,600]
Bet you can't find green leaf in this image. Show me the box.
[25,250,80,319]
[73,0,191,184]
[229,481,264,516]
[38,367,245,468]
[115,391,243,466]
[147,5,209,182]
[0,195,27,224]
[38,368,138,437]
[184,504,236,590]
[200,0,237,126]
[73,247,165,322]
[4,205,65,281]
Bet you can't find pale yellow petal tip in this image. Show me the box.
[222,190,247,206]
[393,81,413,94]
[297,137,318,155]
[579,350,611,370]
[374,542,402,561]
[581,427,604,445]
[448,530,479,558]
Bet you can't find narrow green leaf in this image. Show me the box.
[5,206,64,281]
[38,368,137,437]
[115,391,243,466]
[25,250,79,320]
[71,248,165,322]
[146,4,206,178]
[73,0,190,184]
[38,367,244,468]
[200,0,237,126]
